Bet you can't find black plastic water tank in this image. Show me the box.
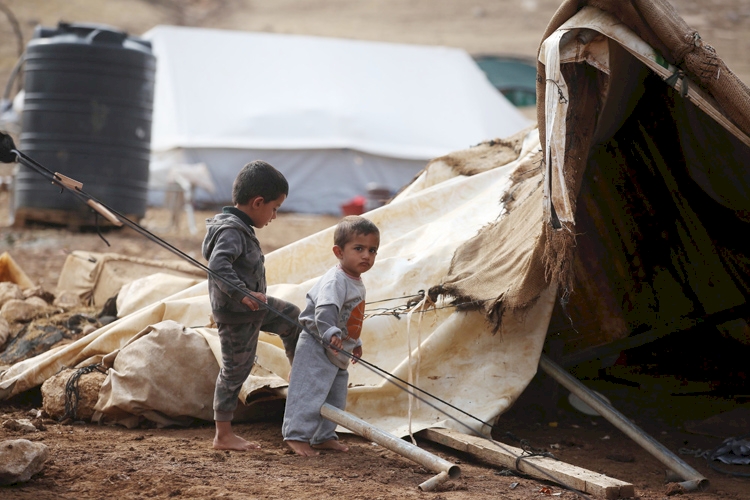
[14,22,155,227]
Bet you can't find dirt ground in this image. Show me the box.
[0,1,749,498]
[0,391,747,500]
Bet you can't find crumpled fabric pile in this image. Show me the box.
[712,436,750,465]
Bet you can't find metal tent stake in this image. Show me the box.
[320,403,461,491]
[539,354,709,491]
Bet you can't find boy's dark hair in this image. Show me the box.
[334,216,380,248]
[232,160,289,205]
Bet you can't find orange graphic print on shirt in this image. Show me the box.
[346,300,365,340]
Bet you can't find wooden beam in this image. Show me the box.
[419,428,635,500]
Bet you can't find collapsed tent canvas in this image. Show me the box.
[0,128,556,436]
[56,251,206,307]
[3,0,746,441]
[143,25,531,214]
[98,0,748,432]
[432,0,750,362]
[524,0,750,362]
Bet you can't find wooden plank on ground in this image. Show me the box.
[419,428,634,499]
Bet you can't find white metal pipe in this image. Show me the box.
[320,403,461,490]
[418,470,450,491]
[539,354,709,491]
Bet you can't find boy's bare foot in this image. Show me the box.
[214,420,260,451]
[312,439,349,452]
[286,440,320,456]
[213,434,261,451]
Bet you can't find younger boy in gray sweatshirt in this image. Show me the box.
[282,215,380,456]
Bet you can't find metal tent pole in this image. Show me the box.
[539,353,708,491]
[320,403,460,491]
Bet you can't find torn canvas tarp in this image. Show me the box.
[527,0,750,358]
[56,251,206,307]
[536,0,750,292]
[93,320,290,428]
[0,128,556,437]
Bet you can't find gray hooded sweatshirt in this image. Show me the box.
[202,208,266,324]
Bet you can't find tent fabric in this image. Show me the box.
[56,251,206,306]
[535,0,750,292]
[117,273,204,318]
[145,25,529,159]
[540,0,750,136]
[94,321,222,427]
[424,127,550,329]
[433,0,750,331]
[143,25,531,214]
[93,320,290,428]
[0,128,555,437]
[510,0,750,356]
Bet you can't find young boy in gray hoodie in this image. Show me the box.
[202,160,301,451]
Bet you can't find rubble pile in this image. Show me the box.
[0,281,104,367]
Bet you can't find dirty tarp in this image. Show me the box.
[56,251,206,307]
[0,128,556,436]
[116,273,204,318]
[0,252,34,289]
[519,0,750,351]
[436,2,750,329]
[535,0,750,294]
[93,320,290,428]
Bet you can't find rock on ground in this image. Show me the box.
[0,282,23,308]
[41,367,107,421]
[1,299,45,323]
[0,439,49,485]
[0,317,9,347]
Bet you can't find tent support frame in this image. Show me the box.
[320,403,461,491]
[539,354,709,491]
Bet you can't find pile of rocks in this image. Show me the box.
[0,282,102,366]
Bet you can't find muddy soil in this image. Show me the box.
[0,366,748,500]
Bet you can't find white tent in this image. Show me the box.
[143,25,530,214]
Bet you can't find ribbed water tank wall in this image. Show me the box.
[14,22,155,227]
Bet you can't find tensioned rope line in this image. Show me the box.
[365,298,491,319]
[365,293,424,305]
[1,132,592,498]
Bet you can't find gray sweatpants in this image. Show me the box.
[282,331,349,445]
[214,296,301,421]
